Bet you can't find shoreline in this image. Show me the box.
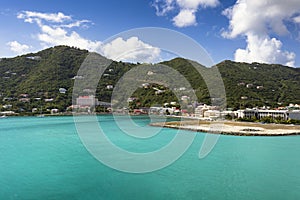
[150,120,300,136]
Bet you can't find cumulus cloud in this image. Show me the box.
[101,37,161,63]
[235,34,296,67]
[13,11,162,63]
[7,41,31,54]
[222,0,300,67]
[294,15,300,23]
[153,0,219,27]
[17,11,101,52]
[173,9,197,27]
[17,11,71,23]
[37,24,102,52]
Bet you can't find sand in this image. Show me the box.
[150,120,300,136]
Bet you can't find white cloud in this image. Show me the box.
[153,0,219,27]
[176,0,219,9]
[294,15,300,23]
[235,34,295,67]
[16,11,101,52]
[173,9,197,27]
[152,0,175,16]
[12,11,162,63]
[60,20,91,28]
[17,11,71,23]
[101,37,161,63]
[37,24,102,52]
[222,0,300,67]
[7,41,31,54]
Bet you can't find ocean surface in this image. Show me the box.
[0,115,300,200]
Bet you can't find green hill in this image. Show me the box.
[0,45,299,114]
[217,60,300,109]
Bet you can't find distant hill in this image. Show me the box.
[0,45,299,113]
[217,60,300,109]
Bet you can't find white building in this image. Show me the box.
[236,109,289,120]
[51,109,59,114]
[59,88,67,94]
[2,104,12,109]
[106,85,114,90]
[195,105,208,118]
[203,110,220,119]
[181,96,190,101]
[142,83,150,88]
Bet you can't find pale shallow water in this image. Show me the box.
[0,115,300,200]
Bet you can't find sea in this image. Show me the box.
[0,115,300,200]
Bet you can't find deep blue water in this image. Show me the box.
[0,115,300,200]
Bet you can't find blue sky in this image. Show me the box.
[1,0,300,67]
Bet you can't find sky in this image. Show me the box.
[1,0,300,67]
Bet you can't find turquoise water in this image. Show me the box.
[0,115,300,200]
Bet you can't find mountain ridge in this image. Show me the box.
[0,45,299,113]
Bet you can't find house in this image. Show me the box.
[3,97,13,101]
[59,88,67,94]
[106,85,114,90]
[19,94,29,98]
[246,84,253,88]
[51,109,59,114]
[181,96,190,101]
[155,90,164,95]
[127,97,137,102]
[45,98,54,102]
[83,88,95,93]
[142,83,150,88]
[147,71,154,75]
[72,75,84,80]
[170,102,177,106]
[26,56,41,60]
[19,98,30,103]
[256,86,264,90]
[2,104,12,109]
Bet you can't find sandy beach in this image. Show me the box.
[150,120,300,136]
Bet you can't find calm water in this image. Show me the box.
[0,115,300,200]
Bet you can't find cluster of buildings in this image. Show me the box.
[192,104,300,121]
[235,109,300,121]
[2,86,300,122]
[72,94,300,121]
[71,95,111,112]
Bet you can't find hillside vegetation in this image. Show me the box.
[0,45,299,113]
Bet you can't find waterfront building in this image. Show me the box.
[76,95,99,107]
[236,109,289,120]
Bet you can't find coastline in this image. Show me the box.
[150,119,300,136]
